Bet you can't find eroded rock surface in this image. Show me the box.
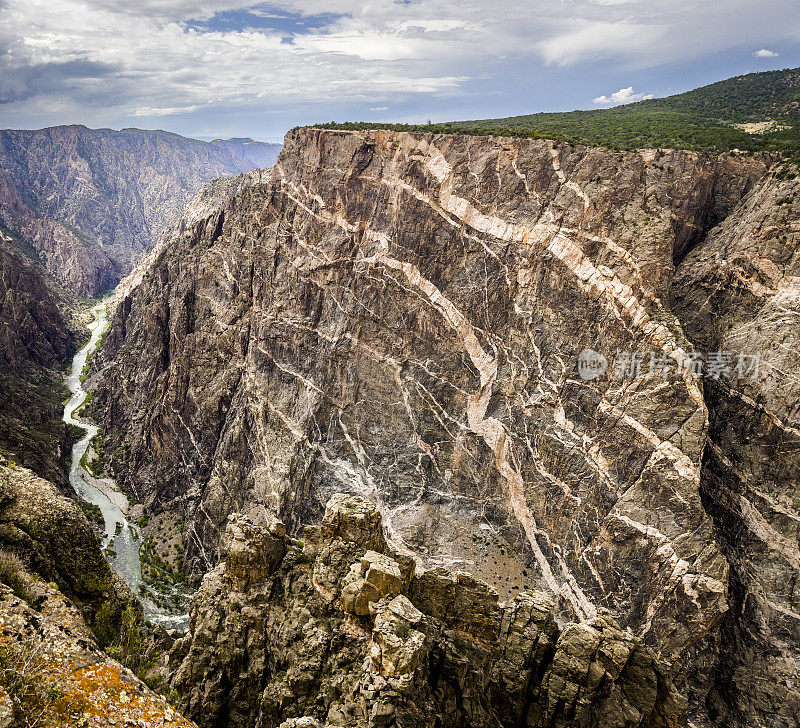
[0,234,76,487]
[93,127,797,725]
[672,168,800,727]
[168,495,684,728]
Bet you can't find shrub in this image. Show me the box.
[0,550,31,603]
[0,636,83,726]
[80,500,104,525]
[103,606,164,688]
[92,599,120,648]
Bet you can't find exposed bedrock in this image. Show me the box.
[0,231,77,488]
[167,495,685,728]
[94,128,788,721]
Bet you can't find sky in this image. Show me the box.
[1,0,799,142]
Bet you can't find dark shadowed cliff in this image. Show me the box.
[0,230,78,487]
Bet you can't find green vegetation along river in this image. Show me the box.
[63,302,188,629]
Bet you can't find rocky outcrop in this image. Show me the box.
[671,167,800,726]
[0,125,280,295]
[0,458,137,636]
[167,495,684,728]
[0,581,196,728]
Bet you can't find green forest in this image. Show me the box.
[317,67,800,155]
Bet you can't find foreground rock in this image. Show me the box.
[0,458,137,637]
[0,582,196,728]
[167,495,684,728]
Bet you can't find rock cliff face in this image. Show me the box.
[168,495,685,728]
[671,170,800,726]
[93,128,798,725]
[0,167,117,296]
[0,232,77,487]
[0,125,280,295]
[0,234,72,374]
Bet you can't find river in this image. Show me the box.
[63,302,188,629]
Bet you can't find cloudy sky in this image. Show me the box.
[2,0,799,141]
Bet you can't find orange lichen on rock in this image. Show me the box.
[0,582,195,728]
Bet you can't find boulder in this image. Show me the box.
[341,551,403,616]
[321,495,386,553]
[223,513,286,591]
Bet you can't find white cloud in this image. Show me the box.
[1,0,799,134]
[538,21,664,66]
[369,106,389,111]
[753,48,779,57]
[134,104,201,116]
[292,30,427,61]
[593,86,654,105]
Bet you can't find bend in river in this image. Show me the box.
[64,302,188,629]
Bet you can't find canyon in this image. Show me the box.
[0,125,280,490]
[0,106,797,726]
[84,127,799,727]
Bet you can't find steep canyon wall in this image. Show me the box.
[93,128,798,725]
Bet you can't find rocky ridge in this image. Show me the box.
[92,127,798,726]
[167,494,685,728]
[110,169,273,307]
[0,125,280,295]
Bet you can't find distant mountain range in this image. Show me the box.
[319,67,800,154]
[0,125,281,296]
[0,124,280,488]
